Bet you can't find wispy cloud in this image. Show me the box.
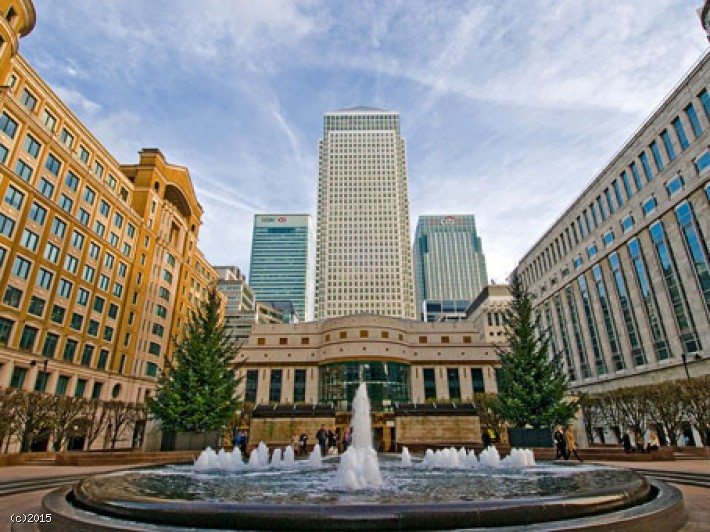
[25,0,707,279]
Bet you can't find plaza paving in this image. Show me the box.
[0,458,707,531]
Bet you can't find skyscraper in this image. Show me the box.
[249,214,313,321]
[315,107,416,319]
[413,215,488,321]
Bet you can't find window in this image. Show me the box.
[97,349,109,370]
[38,177,54,199]
[65,170,79,191]
[0,112,18,138]
[109,232,119,247]
[587,244,597,258]
[620,171,633,199]
[93,295,105,313]
[604,188,615,214]
[60,127,74,148]
[639,152,653,182]
[51,217,66,238]
[603,230,614,247]
[74,378,87,397]
[98,274,109,291]
[91,382,104,399]
[269,369,282,403]
[573,256,582,269]
[76,287,89,306]
[127,223,135,238]
[103,326,113,342]
[245,370,259,402]
[45,153,61,175]
[83,186,95,205]
[0,143,7,163]
[12,255,31,279]
[4,185,24,209]
[423,368,436,400]
[685,103,703,137]
[630,162,643,190]
[148,342,161,356]
[87,319,99,336]
[94,220,105,237]
[671,117,689,150]
[99,199,110,216]
[621,215,634,233]
[642,197,657,217]
[104,252,115,269]
[36,268,53,289]
[664,174,684,198]
[71,230,85,249]
[107,174,117,190]
[93,160,104,178]
[108,303,119,319]
[42,110,56,131]
[471,368,485,393]
[20,228,39,251]
[19,325,38,351]
[82,264,95,283]
[64,254,78,273]
[57,278,72,299]
[20,88,37,111]
[660,130,676,161]
[158,286,170,301]
[447,368,461,400]
[9,367,26,389]
[23,134,40,157]
[29,202,47,224]
[79,146,89,163]
[42,332,59,358]
[146,363,158,377]
[155,304,167,319]
[81,345,94,366]
[293,369,306,402]
[88,242,100,260]
[50,305,66,324]
[56,375,70,396]
[418,335,427,344]
[113,212,123,228]
[3,285,22,307]
[0,213,15,238]
[58,193,73,213]
[70,312,83,331]
[0,317,13,345]
[77,208,90,226]
[650,141,664,171]
[64,339,78,363]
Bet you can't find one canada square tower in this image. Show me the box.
[315,107,416,319]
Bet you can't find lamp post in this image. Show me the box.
[30,358,49,391]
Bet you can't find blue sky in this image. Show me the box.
[23,1,706,281]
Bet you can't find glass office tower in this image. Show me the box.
[413,215,488,321]
[249,214,313,321]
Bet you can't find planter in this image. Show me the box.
[507,427,554,448]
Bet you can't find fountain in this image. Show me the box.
[41,382,686,530]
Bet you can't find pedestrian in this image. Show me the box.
[291,432,300,454]
[564,427,582,462]
[316,424,327,455]
[238,430,247,457]
[300,431,308,456]
[645,432,660,453]
[553,425,567,459]
[622,432,632,454]
[635,432,645,453]
[328,427,338,454]
[343,428,351,450]
[482,430,492,448]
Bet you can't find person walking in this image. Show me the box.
[553,425,567,459]
[316,424,327,455]
[564,427,582,462]
[299,431,309,456]
[622,432,633,453]
[343,428,352,450]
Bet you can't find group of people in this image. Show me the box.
[553,425,582,461]
[622,432,660,453]
[290,425,353,456]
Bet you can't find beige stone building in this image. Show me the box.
[465,284,512,344]
[236,314,501,450]
[514,51,710,398]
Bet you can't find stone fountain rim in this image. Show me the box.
[57,469,661,531]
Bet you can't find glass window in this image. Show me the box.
[23,134,40,157]
[685,103,703,137]
[671,117,689,150]
[36,268,53,289]
[3,285,22,307]
[269,369,282,403]
[447,368,461,400]
[630,162,643,190]
[58,193,73,213]
[83,186,95,205]
[60,128,74,148]
[9,367,26,389]
[603,230,614,247]
[660,130,676,161]
[65,170,79,191]
[20,228,39,251]
[4,185,24,209]
[51,216,66,238]
[642,197,657,217]
[0,112,18,138]
[29,202,47,224]
[42,332,59,358]
[64,339,78,363]
[43,110,56,131]
[38,178,54,199]
[620,171,633,199]
[699,89,710,120]
[0,212,15,238]
[12,255,31,278]
[621,214,634,233]
[56,375,70,396]
[74,378,87,397]
[99,200,110,217]
[639,152,653,182]
[19,324,38,351]
[423,368,436,400]
[650,141,664,172]
[70,312,83,331]
[665,174,684,197]
[79,146,89,163]
[50,305,66,324]
[57,278,72,299]
[45,153,61,175]
[20,88,37,111]
[675,201,710,314]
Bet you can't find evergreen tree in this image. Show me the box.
[149,288,241,432]
[494,275,577,428]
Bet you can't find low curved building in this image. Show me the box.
[236,314,502,450]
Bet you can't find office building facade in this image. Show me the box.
[414,215,488,321]
[315,107,416,320]
[249,214,313,322]
[515,51,710,395]
[0,0,217,451]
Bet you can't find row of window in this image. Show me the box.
[542,199,708,383]
[7,364,106,399]
[521,87,709,287]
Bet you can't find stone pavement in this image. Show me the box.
[0,459,707,531]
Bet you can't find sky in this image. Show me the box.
[22,1,707,283]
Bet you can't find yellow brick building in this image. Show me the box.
[0,0,218,450]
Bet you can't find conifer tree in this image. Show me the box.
[494,275,577,428]
[149,288,241,432]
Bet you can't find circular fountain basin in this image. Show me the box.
[41,457,686,531]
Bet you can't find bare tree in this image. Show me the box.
[105,401,147,450]
[13,391,56,452]
[83,399,111,450]
[0,389,25,453]
[579,393,603,444]
[680,376,710,446]
[50,396,89,451]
